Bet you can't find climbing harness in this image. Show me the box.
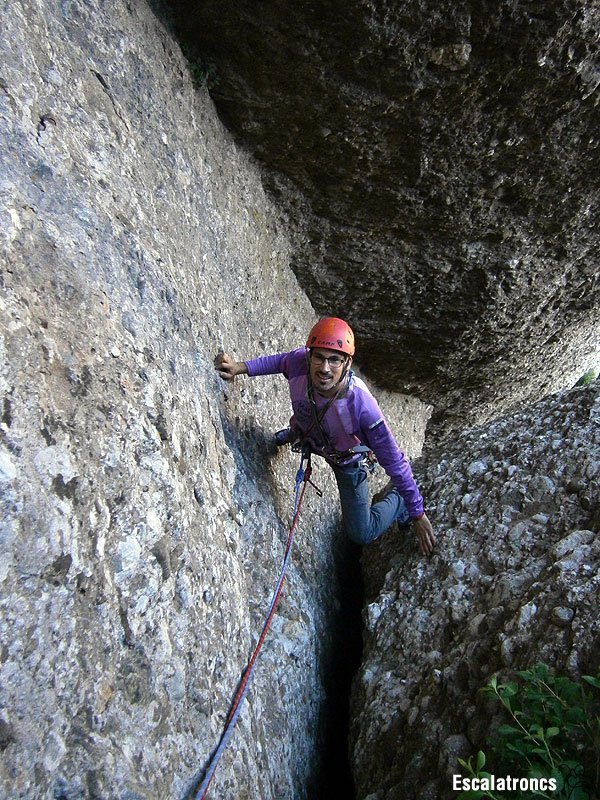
[302,366,378,471]
[192,447,321,800]
[302,357,357,460]
[352,445,378,474]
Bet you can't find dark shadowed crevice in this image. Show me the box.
[317,539,364,799]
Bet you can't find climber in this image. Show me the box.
[214,317,435,555]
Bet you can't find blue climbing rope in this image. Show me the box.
[192,448,319,799]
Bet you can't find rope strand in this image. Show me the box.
[192,451,314,800]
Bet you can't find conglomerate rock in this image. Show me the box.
[165,0,600,436]
[0,1,428,797]
[1,2,598,799]
[352,382,600,800]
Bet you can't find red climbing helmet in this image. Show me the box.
[306,317,355,356]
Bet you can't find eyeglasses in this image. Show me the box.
[310,352,347,368]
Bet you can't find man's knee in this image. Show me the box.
[344,521,375,545]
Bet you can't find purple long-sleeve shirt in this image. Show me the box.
[245,348,424,518]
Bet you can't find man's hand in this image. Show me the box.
[414,514,435,557]
[214,352,248,382]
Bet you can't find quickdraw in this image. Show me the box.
[191,447,320,799]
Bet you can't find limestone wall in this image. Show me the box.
[14,3,593,800]
[0,2,433,797]
[352,383,600,799]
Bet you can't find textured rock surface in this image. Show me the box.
[352,383,600,800]
[166,0,600,436]
[0,1,429,797]
[2,2,599,799]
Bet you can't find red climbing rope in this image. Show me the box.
[193,449,319,799]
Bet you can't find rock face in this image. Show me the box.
[352,383,600,800]
[1,2,598,800]
[165,0,600,436]
[0,1,430,797]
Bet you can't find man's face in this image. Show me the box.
[309,348,350,396]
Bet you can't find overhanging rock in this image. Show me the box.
[166,0,600,437]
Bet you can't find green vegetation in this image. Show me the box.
[574,369,599,387]
[456,664,600,799]
[180,44,216,89]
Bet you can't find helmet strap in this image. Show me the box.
[338,357,351,387]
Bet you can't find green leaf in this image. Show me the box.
[582,675,600,690]
[505,742,527,755]
[497,724,521,737]
[518,668,534,680]
[526,765,546,779]
[565,707,586,724]
[569,788,589,800]
[529,724,544,738]
[458,757,477,777]
[550,770,564,791]
[473,662,598,797]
